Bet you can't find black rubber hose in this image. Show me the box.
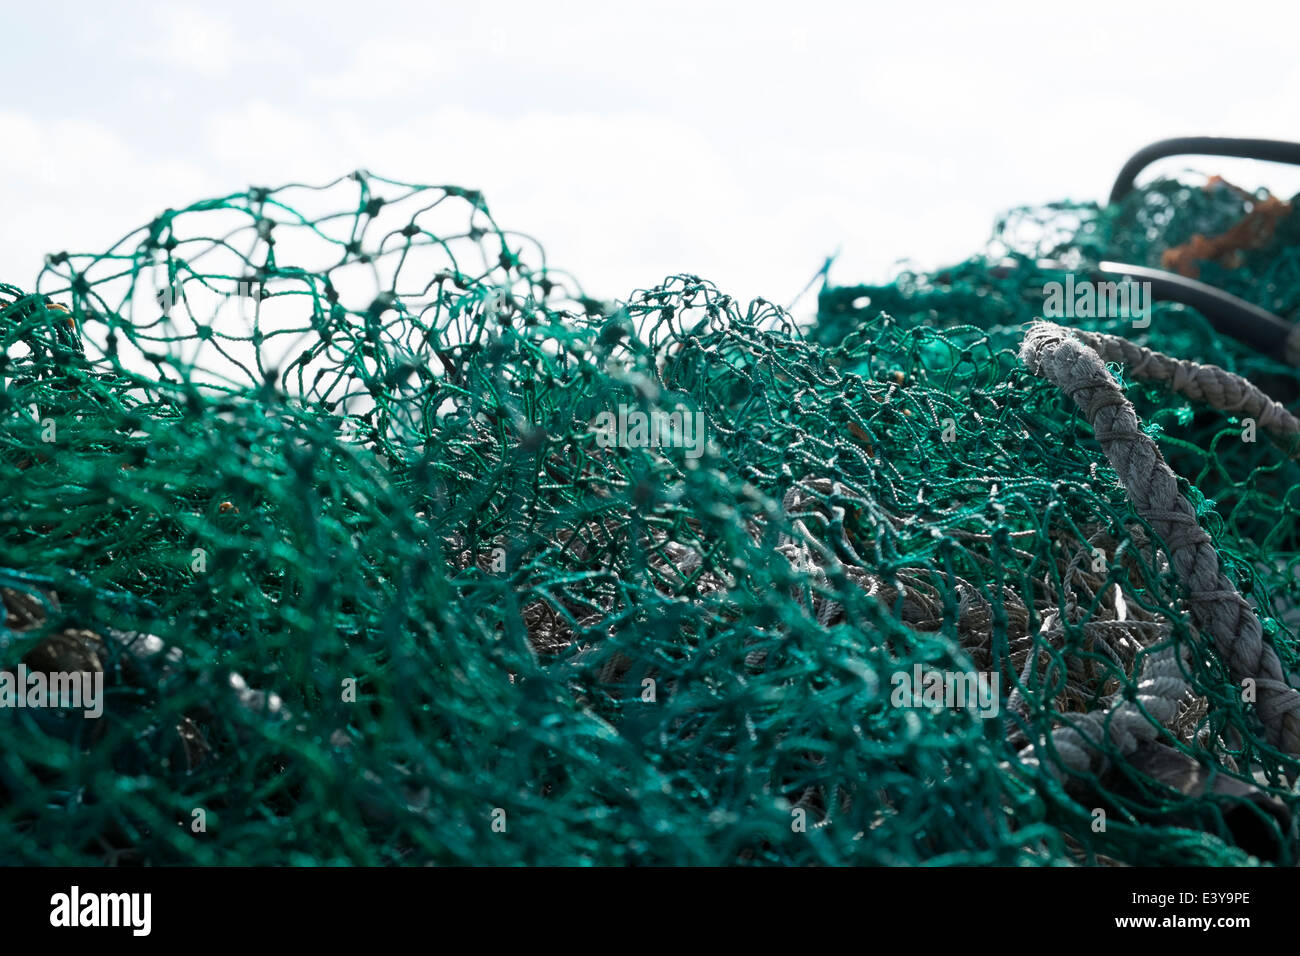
[1097,261,1292,356]
[991,259,1295,358]
[1109,137,1300,205]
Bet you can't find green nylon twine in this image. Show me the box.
[1,170,1298,865]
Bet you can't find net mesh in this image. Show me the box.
[2,169,1298,865]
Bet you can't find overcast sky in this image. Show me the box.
[5,0,1300,317]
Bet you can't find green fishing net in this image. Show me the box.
[2,169,1298,865]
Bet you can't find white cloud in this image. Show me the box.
[6,0,1300,315]
[0,111,212,290]
[308,38,461,100]
[140,5,242,77]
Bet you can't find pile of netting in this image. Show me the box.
[2,170,1299,865]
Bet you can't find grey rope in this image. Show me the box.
[1021,321,1300,760]
[1072,328,1300,447]
[1017,638,1190,780]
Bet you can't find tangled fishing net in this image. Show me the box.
[3,169,1300,865]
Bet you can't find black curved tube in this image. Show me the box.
[992,259,1294,358]
[1097,261,1292,356]
[1109,137,1300,205]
